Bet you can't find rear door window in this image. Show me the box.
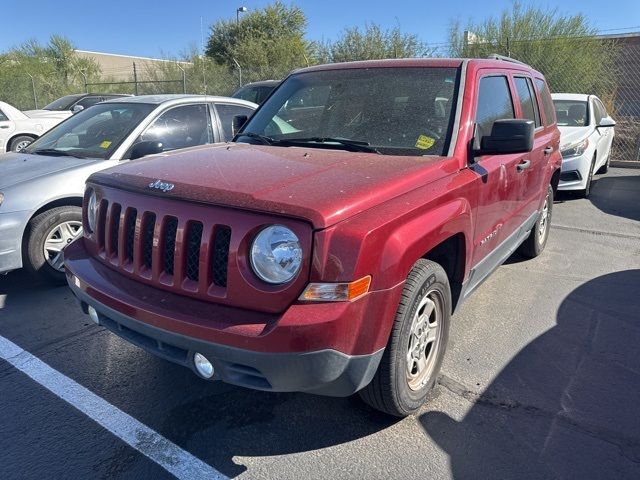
[534,79,556,126]
[215,104,255,141]
[514,77,541,127]
[475,75,515,138]
[0,109,8,122]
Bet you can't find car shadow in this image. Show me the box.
[419,270,640,479]
[588,175,640,222]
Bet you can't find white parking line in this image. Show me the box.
[0,335,227,480]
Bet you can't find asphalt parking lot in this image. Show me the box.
[1,167,639,480]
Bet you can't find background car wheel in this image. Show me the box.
[9,135,36,152]
[23,206,83,284]
[581,154,596,198]
[359,259,451,417]
[518,184,553,259]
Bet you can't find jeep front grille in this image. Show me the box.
[97,200,231,293]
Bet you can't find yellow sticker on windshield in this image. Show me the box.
[415,135,435,150]
[100,140,112,149]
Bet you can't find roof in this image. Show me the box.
[239,80,280,87]
[551,93,591,101]
[294,57,540,75]
[104,94,257,108]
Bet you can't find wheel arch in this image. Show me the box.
[22,196,84,243]
[8,132,38,149]
[423,232,466,313]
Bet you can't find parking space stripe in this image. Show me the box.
[0,335,227,480]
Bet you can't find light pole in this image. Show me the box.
[236,6,247,24]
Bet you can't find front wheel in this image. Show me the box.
[518,184,553,259]
[359,259,451,417]
[9,135,36,152]
[23,206,83,284]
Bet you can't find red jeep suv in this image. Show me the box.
[65,57,561,416]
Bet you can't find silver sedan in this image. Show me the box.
[0,94,256,283]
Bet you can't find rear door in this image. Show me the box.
[470,72,527,266]
[0,107,16,151]
[512,75,546,222]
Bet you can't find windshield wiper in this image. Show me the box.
[275,137,380,153]
[237,132,275,145]
[30,148,88,159]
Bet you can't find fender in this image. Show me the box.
[311,191,474,291]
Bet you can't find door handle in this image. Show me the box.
[543,147,553,156]
[0,125,9,129]
[517,159,531,171]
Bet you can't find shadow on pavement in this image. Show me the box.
[588,175,640,222]
[420,270,640,479]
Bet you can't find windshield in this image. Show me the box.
[236,67,460,156]
[25,102,155,159]
[234,85,276,104]
[43,94,85,111]
[553,100,589,127]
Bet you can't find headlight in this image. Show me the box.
[86,188,97,233]
[250,225,302,284]
[560,138,589,158]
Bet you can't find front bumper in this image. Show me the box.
[558,153,590,190]
[0,211,28,273]
[64,239,402,396]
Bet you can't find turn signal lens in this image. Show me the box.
[299,276,371,302]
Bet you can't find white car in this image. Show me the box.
[0,101,64,153]
[552,93,616,197]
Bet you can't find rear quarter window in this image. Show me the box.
[534,78,556,126]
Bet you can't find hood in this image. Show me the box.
[23,109,72,120]
[558,126,590,149]
[90,143,453,228]
[0,152,99,190]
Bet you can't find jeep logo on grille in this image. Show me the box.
[148,179,175,192]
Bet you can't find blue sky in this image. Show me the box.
[2,0,639,58]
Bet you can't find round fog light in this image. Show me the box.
[194,352,214,378]
[87,306,100,324]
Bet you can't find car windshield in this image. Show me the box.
[234,85,275,104]
[553,100,589,127]
[43,94,85,111]
[236,67,461,156]
[24,103,155,159]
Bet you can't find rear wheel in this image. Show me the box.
[9,135,36,152]
[518,185,553,259]
[359,259,450,417]
[23,206,83,284]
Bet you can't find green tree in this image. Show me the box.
[0,35,100,109]
[316,23,435,63]
[448,2,618,104]
[205,1,310,82]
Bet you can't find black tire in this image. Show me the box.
[9,135,36,152]
[359,259,451,417]
[581,154,596,198]
[518,185,553,259]
[22,206,83,285]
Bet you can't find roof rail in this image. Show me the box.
[486,54,528,66]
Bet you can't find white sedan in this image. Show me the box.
[0,101,64,153]
[552,93,616,197]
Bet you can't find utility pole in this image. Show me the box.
[79,70,88,93]
[133,62,139,95]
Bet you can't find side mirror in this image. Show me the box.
[71,105,84,114]
[598,116,616,128]
[477,119,534,155]
[232,115,248,136]
[130,141,164,160]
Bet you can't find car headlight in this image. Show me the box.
[250,225,302,284]
[86,188,97,233]
[560,138,589,158]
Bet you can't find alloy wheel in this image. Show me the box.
[43,221,83,271]
[406,290,442,391]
